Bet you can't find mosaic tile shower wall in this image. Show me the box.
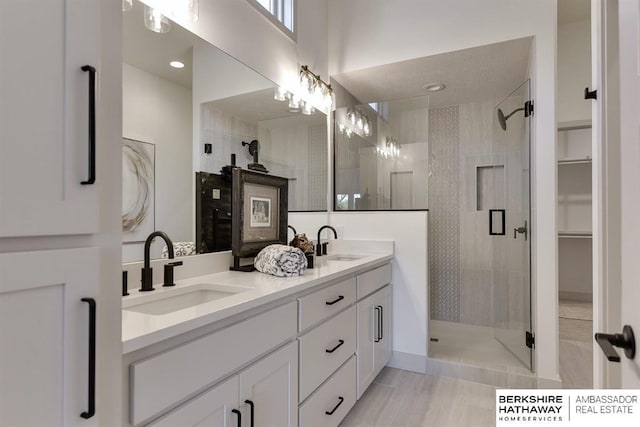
[429,106,461,322]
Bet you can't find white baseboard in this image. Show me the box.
[387,351,427,374]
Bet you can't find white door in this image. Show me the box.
[390,171,413,209]
[373,286,392,373]
[0,248,99,426]
[615,0,640,387]
[0,0,100,237]
[239,341,298,427]
[147,376,239,427]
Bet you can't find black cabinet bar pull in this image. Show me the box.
[379,305,384,341]
[326,339,345,353]
[81,65,96,185]
[244,400,254,427]
[80,298,96,419]
[325,396,345,415]
[232,409,241,427]
[326,295,345,306]
[374,306,381,343]
[584,87,598,100]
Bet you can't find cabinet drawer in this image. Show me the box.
[299,356,356,427]
[130,301,297,425]
[298,277,356,331]
[299,306,356,401]
[357,263,391,299]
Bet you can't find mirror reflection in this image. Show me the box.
[122,0,327,262]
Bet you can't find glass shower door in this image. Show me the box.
[492,80,532,369]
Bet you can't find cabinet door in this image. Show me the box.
[356,293,376,399]
[0,0,100,237]
[356,285,392,398]
[147,377,239,427]
[0,248,99,427]
[239,341,298,427]
[373,285,392,373]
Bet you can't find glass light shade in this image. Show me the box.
[186,0,199,22]
[337,123,346,134]
[348,109,357,125]
[325,90,336,110]
[171,0,199,22]
[274,86,288,101]
[299,70,313,92]
[289,94,302,109]
[356,116,364,131]
[345,128,353,138]
[144,6,171,33]
[302,102,315,115]
[363,120,371,136]
[122,0,133,12]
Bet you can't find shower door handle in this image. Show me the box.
[514,220,528,240]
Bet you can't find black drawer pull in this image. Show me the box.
[232,409,241,427]
[244,400,254,427]
[325,339,345,353]
[378,305,384,341]
[80,65,96,185]
[80,298,96,419]
[325,396,344,415]
[325,295,345,306]
[374,306,381,342]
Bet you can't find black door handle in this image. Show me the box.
[325,396,344,415]
[326,295,344,305]
[80,298,96,419]
[81,65,96,185]
[326,339,345,353]
[232,409,241,427]
[244,400,254,427]
[595,325,635,362]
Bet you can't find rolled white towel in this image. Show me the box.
[254,244,307,277]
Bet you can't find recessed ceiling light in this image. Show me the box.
[170,61,185,69]
[424,83,446,92]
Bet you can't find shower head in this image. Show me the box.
[496,106,525,131]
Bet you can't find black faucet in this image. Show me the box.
[317,225,338,256]
[140,231,174,292]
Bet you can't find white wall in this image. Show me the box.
[330,212,429,362]
[122,64,193,261]
[328,0,559,385]
[558,19,591,124]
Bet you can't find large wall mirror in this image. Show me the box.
[122,0,328,262]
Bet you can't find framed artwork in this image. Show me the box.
[232,168,288,258]
[122,138,155,243]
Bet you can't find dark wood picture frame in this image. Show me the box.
[231,168,288,258]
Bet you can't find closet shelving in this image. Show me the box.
[557,120,592,240]
[557,120,593,301]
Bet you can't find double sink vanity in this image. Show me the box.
[121,240,394,426]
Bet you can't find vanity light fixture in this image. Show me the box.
[299,65,335,111]
[339,108,372,139]
[144,6,171,33]
[170,61,185,69]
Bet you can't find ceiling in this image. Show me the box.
[558,0,591,26]
[332,37,533,109]
[123,0,200,88]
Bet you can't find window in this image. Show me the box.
[249,0,295,35]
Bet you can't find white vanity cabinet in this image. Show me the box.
[125,260,393,427]
[148,342,298,427]
[356,265,393,399]
[0,248,99,427]
[0,0,101,237]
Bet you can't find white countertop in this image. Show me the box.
[122,250,393,354]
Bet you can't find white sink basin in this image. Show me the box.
[323,254,367,262]
[124,284,250,315]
